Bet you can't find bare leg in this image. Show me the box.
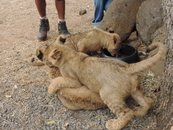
[35,0,49,41]
[55,0,65,19]
[35,0,46,17]
[55,0,70,36]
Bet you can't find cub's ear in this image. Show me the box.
[55,34,66,44]
[57,34,66,44]
[59,35,66,43]
[50,49,62,60]
[36,49,43,61]
[113,34,121,45]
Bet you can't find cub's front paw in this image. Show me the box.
[106,119,121,130]
[48,84,58,95]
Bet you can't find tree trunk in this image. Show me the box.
[155,0,173,130]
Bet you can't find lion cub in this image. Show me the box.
[36,35,166,130]
[36,28,121,110]
[56,28,122,56]
[37,45,107,110]
[46,28,121,78]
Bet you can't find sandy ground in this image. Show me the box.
[0,0,162,129]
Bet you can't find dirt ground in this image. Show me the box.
[0,0,163,129]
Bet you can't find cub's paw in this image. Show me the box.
[106,119,121,130]
[48,84,58,95]
[145,97,153,106]
[134,97,153,117]
[133,107,147,117]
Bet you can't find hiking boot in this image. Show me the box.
[37,19,50,41]
[58,21,71,37]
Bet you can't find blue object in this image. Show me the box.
[92,0,113,27]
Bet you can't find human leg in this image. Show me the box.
[55,0,65,19]
[92,0,105,27]
[104,0,113,11]
[55,0,70,36]
[35,0,50,41]
[35,0,46,17]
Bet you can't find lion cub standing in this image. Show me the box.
[46,28,121,79]
[57,28,122,56]
[36,35,166,130]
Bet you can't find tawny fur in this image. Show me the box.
[36,28,122,111]
[36,37,166,130]
[56,28,122,56]
[41,28,122,78]
[36,44,107,110]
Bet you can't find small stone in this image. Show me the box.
[79,9,87,15]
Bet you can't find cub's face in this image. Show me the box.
[36,36,65,67]
[37,46,63,68]
[36,44,54,67]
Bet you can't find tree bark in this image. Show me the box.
[155,0,173,129]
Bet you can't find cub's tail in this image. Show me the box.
[127,42,166,75]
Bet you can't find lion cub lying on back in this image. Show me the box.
[36,35,166,130]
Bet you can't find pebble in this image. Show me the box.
[79,9,87,15]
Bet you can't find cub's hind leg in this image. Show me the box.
[100,87,134,130]
[131,85,153,117]
[57,86,107,110]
